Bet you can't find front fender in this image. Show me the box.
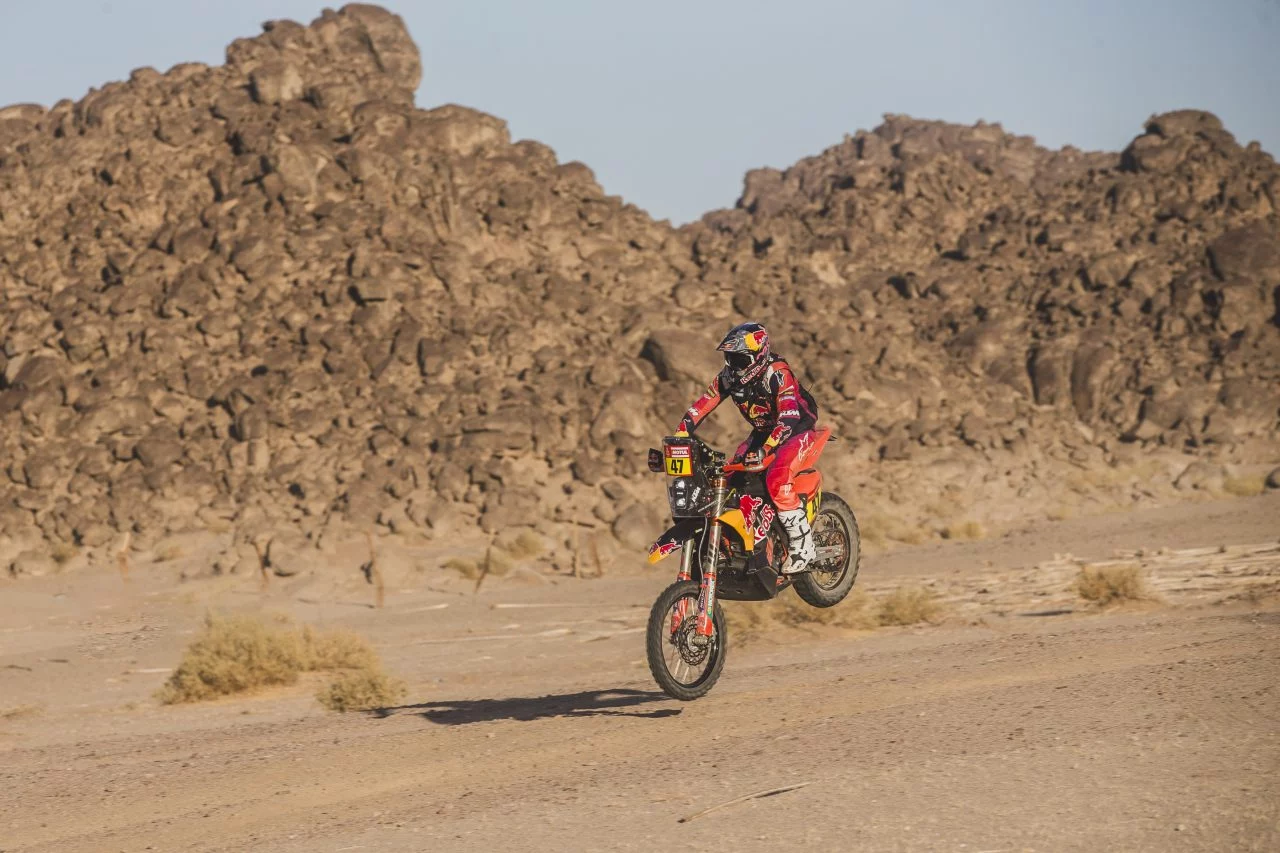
[647,518,707,564]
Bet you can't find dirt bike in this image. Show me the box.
[642,427,860,700]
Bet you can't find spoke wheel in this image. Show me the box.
[645,580,727,701]
[793,493,861,608]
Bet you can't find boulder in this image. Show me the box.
[640,329,722,389]
[10,550,55,578]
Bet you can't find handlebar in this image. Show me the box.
[722,453,775,474]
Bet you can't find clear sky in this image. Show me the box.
[2,0,1277,223]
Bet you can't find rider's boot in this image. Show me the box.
[778,507,817,574]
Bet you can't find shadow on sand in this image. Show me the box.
[368,688,681,725]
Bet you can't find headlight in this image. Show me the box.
[668,479,690,512]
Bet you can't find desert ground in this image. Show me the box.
[3,492,1277,853]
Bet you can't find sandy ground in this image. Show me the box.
[2,492,1278,852]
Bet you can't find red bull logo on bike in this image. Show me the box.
[739,494,776,544]
[648,538,681,564]
[756,505,775,543]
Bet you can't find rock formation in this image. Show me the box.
[1,5,1276,576]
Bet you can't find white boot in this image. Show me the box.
[778,507,817,574]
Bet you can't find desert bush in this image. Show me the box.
[317,669,406,712]
[1,704,43,720]
[727,584,945,641]
[1222,475,1266,498]
[442,556,479,578]
[300,626,378,671]
[501,529,546,561]
[726,589,879,643]
[158,613,394,705]
[876,586,942,626]
[1075,564,1148,604]
[152,543,185,563]
[941,520,986,541]
[1046,505,1075,522]
[482,547,514,577]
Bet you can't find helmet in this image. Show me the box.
[717,321,771,385]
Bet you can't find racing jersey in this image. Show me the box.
[676,356,819,451]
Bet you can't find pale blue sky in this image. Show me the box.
[2,1,1277,223]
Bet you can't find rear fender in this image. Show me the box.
[794,470,824,522]
[805,427,833,466]
[647,518,707,564]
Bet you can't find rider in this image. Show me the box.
[674,322,821,574]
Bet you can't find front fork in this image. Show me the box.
[695,474,728,638]
[670,538,695,637]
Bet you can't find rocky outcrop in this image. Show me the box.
[1,7,1276,576]
[680,112,1279,512]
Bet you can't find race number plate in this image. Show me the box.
[664,443,692,477]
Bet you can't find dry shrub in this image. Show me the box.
[1075,564,1148,604]
[503,529,546,561]
[483,547,514,577]
[1,704,43,720]
[876,586,942,626]
[727,584,945,641]
[158,613,394,705]
[444,541,534,580]
[300,626,378,671]
[443,556,479,578]
[153,543,185,563]
[1222,475,1266,498]
[726,590,877,643]
[1046,505,1075,522]
[941,520,986,541]
[317,669,406,712]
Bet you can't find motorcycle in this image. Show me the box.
[642,427,860,700]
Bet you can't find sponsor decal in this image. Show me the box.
[648,539,681,562]
[798,432,814,459]
[756,504,775,543]
[778,405,800,419]
[665,444,691,459]
[739,494,776,544]
[746,403,770,420]
[745,329,768,352]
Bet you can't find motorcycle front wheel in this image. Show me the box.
[645,580,727,701]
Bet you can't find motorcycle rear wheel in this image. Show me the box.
[793,492,860,608]
[645,580,728,701]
